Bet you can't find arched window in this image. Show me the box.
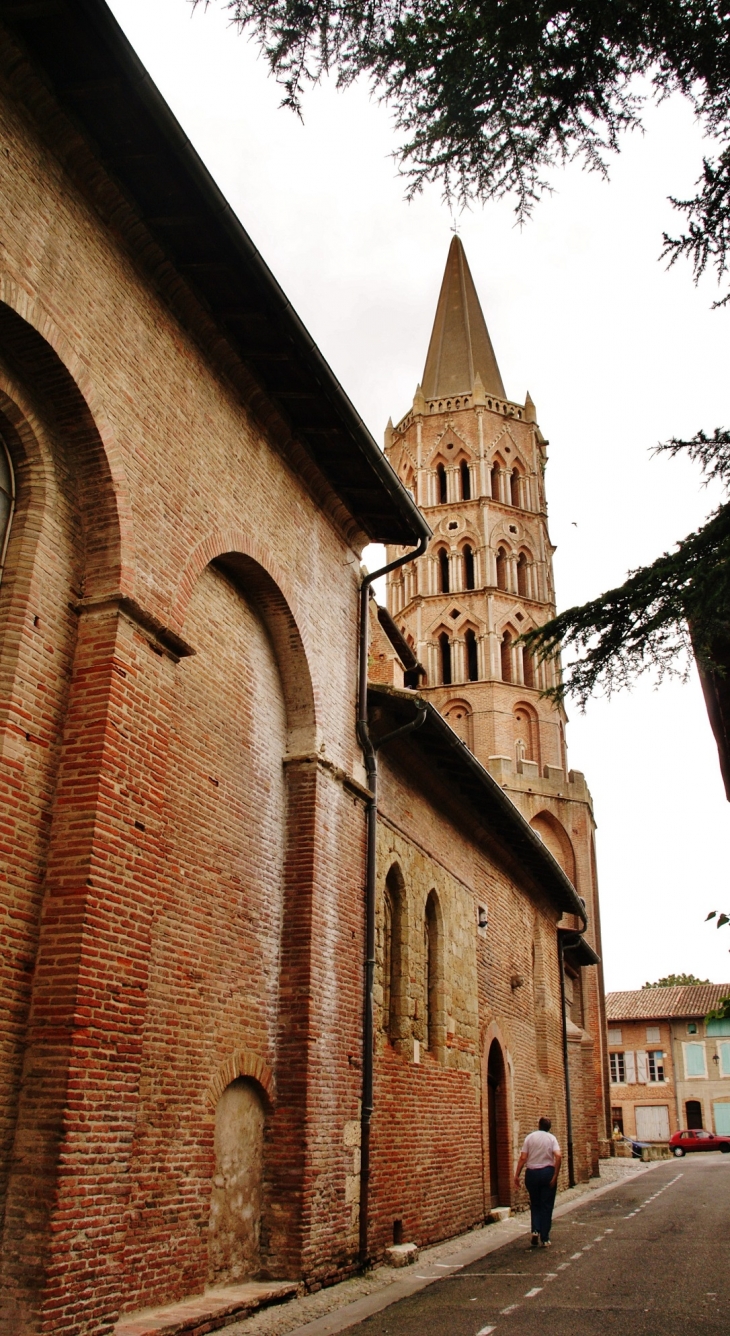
[0,433,15,585]
[425,890,442,1053]
[500,631,512,683]
[460,459,471,501]
[516,552,528,598]
[523,646,535,689]
[383,865,405,1039]
[438,547,450,594]
[510,468,522,507]
[463,544,475,590]
[495,546,507,592]
[436,463,447,504]
[490,461,501,501]
[439,631,452,685]
[465,628,479,682]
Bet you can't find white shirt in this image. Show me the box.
[521,1129,560,1170]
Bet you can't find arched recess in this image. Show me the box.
[173,538,317,755]
[461,541,476,591]
[516,549,531,598]
[140,550,318,1280]
[209,1077,269,1285]
[530,811,577,886]
[444,698,473,747]
[486,1038,511,1206]
[514,701,540,766]
[500,625,516,683]
[0,313,128,1257]
[436,546,450,594]
[0,297,130,598]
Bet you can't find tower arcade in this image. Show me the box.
[384,237,611,1157]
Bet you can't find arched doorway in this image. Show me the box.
[686,1099,703,1130]
[486,1040,510,1207]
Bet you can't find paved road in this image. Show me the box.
[346,1156,729,1336]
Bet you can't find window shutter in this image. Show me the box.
[684,1043,706,1078]
[718,1042,730,1078]
[624,1051,636,1084]
[636,1051,648,1083]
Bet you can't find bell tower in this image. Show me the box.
[384,234,565,776]
[383,237,610,1163]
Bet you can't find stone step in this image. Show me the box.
[115,1280,300,1336]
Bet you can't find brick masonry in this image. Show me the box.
[0,19,604,1336]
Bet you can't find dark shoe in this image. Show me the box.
[540,1238,551,1247]
[530,1233,539,1248]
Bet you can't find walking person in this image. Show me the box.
[513,1116,562,1248]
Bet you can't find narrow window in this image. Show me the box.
[384,866,404,1040]
[0,433,15,585]
[439,632,452,685]
[437,463,447,504]
[611,1106,624,1136]
[463,544,475,590]
[510,468,521,507]
[460,460,471,501]
[610,1052,625,1083]
[438,548,450,594]
[490,462,500,501]
[382,888,393,1032]
[500,631,512,683]
[425,890,441,1053]
[466,628,478,682]
[516,552,528,598]
[495,547,507,591]
[523,647,535,689]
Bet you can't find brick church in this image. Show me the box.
[0,2,609,1333]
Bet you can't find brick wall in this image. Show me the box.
[0,53,369,1332]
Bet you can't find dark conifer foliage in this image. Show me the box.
[204,0,730,289]
[521,432,730,704]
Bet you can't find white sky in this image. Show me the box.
[109,0,730,990]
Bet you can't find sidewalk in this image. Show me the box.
[223,1158,652,1336]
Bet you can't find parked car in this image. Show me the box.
[669,1129,730,1156]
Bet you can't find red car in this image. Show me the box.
[670,1129,730,1156]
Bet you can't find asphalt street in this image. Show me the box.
[345,1156,729,1336]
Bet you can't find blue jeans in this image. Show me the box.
[525,1165,557,1242]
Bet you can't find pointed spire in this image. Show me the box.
[421,236,506,401]
[525,391,536,423]
[384,417,394,447]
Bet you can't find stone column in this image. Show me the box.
[452,638,466,684]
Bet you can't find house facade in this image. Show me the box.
[606,985,730,1140]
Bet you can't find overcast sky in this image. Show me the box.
[109,0,730,991]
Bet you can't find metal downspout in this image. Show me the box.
[356,536,428,1266]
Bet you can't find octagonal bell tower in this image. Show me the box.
[384,234,566,776]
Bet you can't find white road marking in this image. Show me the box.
[582,1244,593,1251]
[624,1172,683,1217]
[557,1262,570,1270]
[500,1304,520,1315]
[570,1252,583,1260]
[524,1287,543,1298]
[475,1327,496,1335]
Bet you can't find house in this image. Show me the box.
[606,985,730,1140]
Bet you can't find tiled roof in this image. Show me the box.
[606,984,730,1021]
